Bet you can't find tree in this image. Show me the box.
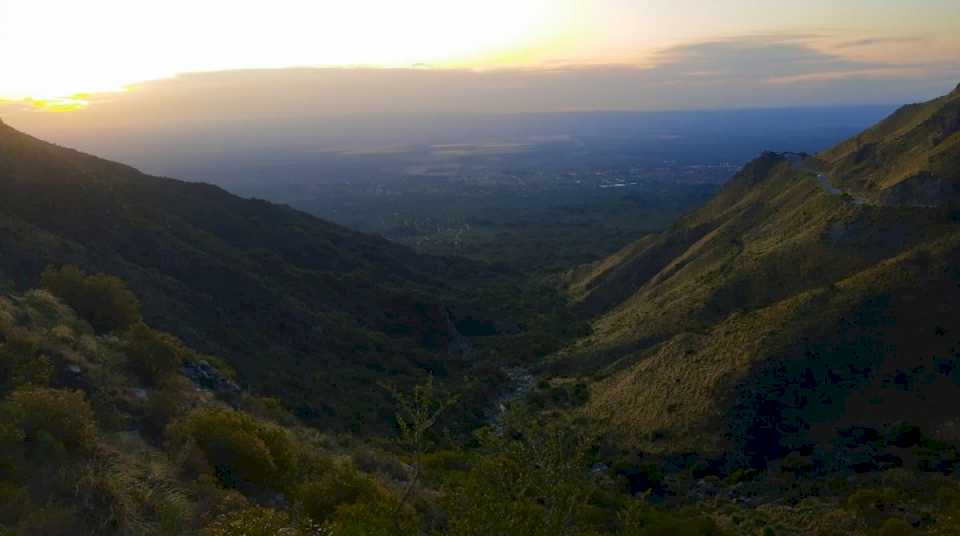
[383,376,458,534]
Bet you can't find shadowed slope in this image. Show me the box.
[0,119,486,432]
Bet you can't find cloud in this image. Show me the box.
[834,37,925,49]
[647,36,909,84]
[3,36,957,141]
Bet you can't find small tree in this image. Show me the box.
[383,376,458,534]
[443,412,599,536]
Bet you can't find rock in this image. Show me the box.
[182,360,240,394]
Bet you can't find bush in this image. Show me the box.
[41,265,140,333]
[14,505,80,536]
[124,323,184,386]
[168,408,299,493]
[442,420,598,536]
[4,387,97,459]
[0,482,27,524]
[0,328,52,394]
[295,466,390,524]
[325,496,417,536]
[878,518,915,536]
[141,388,186,443]
[352,448,412,482]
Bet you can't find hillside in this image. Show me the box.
[820,82,960,206]
[560,86,960,463]
[0,120,570,434]
[0,274,745,535]
[6,90,960,535]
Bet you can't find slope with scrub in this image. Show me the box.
[559,85,960,463]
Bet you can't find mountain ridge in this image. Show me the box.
[559,84,960,462]
[0,119,516,432]
[818,86,960,206]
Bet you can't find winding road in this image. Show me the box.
[790,156,872,205]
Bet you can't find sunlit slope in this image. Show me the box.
[820,83,960,205]
[561,87,960,459]
[0,119,480,433]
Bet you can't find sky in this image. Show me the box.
[1,0,959,122]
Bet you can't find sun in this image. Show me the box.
[0,0,577,111]
[20,96,91,113]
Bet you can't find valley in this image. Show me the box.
[3,0,960,532]
[0,85,958,534]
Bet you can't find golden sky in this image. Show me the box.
[1,0,959,110]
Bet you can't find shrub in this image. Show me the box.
[14,505,80,536]
[878,518,915,536]
[325,496,417,536]
[168,408,299,493]
[141,388,186,443]
[442,420,598,536]
[0,328,52,394]
[240,395,297,426]
[4,387,97,459]
[352,448,412,482]
[295,466,390,524]
[0,482,27,524]
[124,323,184,386]
[41,265,140,333]
[847,487,898,517]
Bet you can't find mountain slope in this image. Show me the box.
[0,119,497,432]
[820,82,960,206]
[560,86,960,462]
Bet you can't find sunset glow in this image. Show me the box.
[1,0,958,110]
[0,0,571,102]
[21,96,92,113]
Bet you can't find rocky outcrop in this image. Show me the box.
[182,360,240,394]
